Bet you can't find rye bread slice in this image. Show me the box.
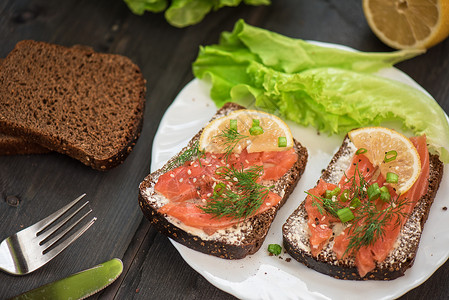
[0,40,146,170]
[0,57,48,155]
[282,136,444,280]
[138,102,308,259]
[0,132,49,155]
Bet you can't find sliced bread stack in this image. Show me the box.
[0,40,146,170]
[0,57,48,155]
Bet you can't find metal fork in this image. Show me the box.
[0,194,96,275]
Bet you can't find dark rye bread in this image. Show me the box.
[0,40,146,170]
[139,102,308,259]
[282,135,444,280]
[0,132,49,155]
[0,58,48,155]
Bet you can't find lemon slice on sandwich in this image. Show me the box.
[348,127,421,194]
[199,109,293,154]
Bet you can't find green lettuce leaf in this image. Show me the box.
[192,20,449,162]
[124,0,167,14]
[124,0,270,27]
[165,0,214,28]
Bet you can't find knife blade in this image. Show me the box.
[10,258,123,300]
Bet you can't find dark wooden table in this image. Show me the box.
[1,0,448,299]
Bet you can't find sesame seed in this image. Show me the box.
[170,174,175,178]
[179,178,183,183]
[233,177,238,182]
[311,223,316,228]
[321,216,325,221]
[187,169,192,175]
[207,193,211,197]
[320,224,327,229]
[245,160,249,164]
[193,178,197,183]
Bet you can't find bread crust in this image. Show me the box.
[139,102,308,259]
[282,136,444,280]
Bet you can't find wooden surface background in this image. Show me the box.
[1,0,448,299]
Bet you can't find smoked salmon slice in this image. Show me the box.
[155,148,297,234]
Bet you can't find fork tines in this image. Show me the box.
[31,194,96,256]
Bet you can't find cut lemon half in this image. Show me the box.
[199,109,293,154]
[348,127,421,194]
[363,0,449,49]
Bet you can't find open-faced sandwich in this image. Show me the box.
[139,102,308,259]
[283,127,444,280]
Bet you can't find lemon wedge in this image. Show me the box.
[363,0,449,49]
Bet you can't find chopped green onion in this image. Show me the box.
[340,189,350,202]
[350,197,361,208]
[249,126,264,135]
[356,148,367,155]
[249,119,264,136]
[386,172,399,183]
[267,244,282,256]
[380,186,391,202]
[229,119,237,131]
[332,187,341,196]
[384,150,398,163]
[213,182,226,193]
[325,187,340,199]
[337,207,354,223]
[278,136,287,147]
[367,183,381,201]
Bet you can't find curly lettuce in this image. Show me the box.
[124,0,270,28]
[193,19,449,162]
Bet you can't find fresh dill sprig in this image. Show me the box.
[343,194,410,257]
[340,162,369,203]
[306,192,343,218]
[213,127,248,161]
[168,141,205,169]
[200,165,271,220]
[335,162,412,257]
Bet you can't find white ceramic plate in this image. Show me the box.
[151,44,449,300]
